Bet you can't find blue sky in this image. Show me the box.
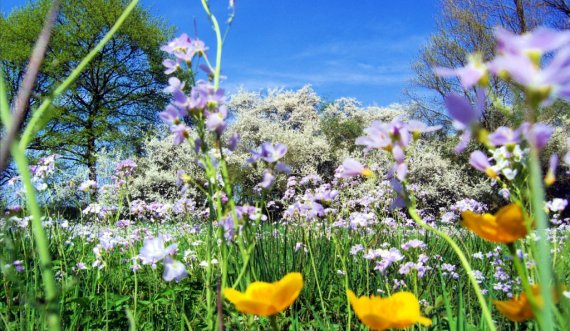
[1,0,439,106]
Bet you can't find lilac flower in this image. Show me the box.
[191,39,208,56]
[174,81,222,115]
[356,118,410,152]
[218,216,236,241]
[350,244,364,255]
[161,34,207,63]
[434,54,488,89]
[139,235,177,265]
[348,212,375,229]
[159,104,185,124]
[444,89,485,152]
[455,130,472,154]
[469,150,497,178]
[339,159,372,178]
[162,58,181,75]
[398,262,417,275]
[522,122,553,149]
[389,160,408,182]
[115,159,137,178]
[79,180,97,193]
[161,34,192,54]
[164,77,185,94]
[13,260,24,272]
[314,189,339,204]
[259,170,275,189]
[247,142,288,164]
[162,257,188,282]
[183,81,224,109]
[499,188,511,199]
[472,270,486,284]
[205,107,228,134]
[228,133,240,151]
[275,162,291,174]
[489,48,570,102]
[116,219,131,228]
[488,126,520,146]
[473,252,484,259]
[407,120,442,140]
[494,26,570,56]
[444,90,484,128]
[441,263,459,279]
[171,123,190,145]
[401,239,427,251]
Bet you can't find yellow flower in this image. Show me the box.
[347,290,432,330]
[223,272,303,316]
[494,285,561,322]
[461,203,527,243]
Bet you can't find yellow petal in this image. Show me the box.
[385,292,430,328]
[417,316,433,326]
[347,290,431,330]
[347,290,371,319]
[272,272,303,312]
[494,299,532,322]
[245,281,275,302]
[461,204,527,243]
[461,211,502,242]
[359,313,390,330]
[223,288,247,305]
[495,204,527,240]
[233,298,276,316]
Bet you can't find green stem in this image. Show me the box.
[507,244,544,326]
[199,0,223,90]
[270,315,279,331]
[408,206,496,331]
[306,233,328,324]
[11,143,61,331]
[19,0,140,149]
[528,148,555,330]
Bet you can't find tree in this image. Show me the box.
[407,0,568,129]
[0,0,171,182]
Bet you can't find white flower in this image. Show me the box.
[546,198,568,212]
[162,257,188,282]
[139,235,177,265]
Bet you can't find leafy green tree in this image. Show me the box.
[0,0,171,182]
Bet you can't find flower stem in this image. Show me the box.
[270,315,279,331]
[528,148,555,330]
[506,244,544,326]
[306,233,328,324]
[11,143,60,330]
[407,206,496,331]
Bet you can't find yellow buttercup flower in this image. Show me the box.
[223,272,303,316]
[347,290,432,330]
[461,203,527,243]
[494,285,562,322]
[494,291,536,322]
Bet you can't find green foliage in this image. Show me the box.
[320,114,364,153]
[0,0,172,180]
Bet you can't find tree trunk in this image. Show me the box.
[514,0,528,32]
